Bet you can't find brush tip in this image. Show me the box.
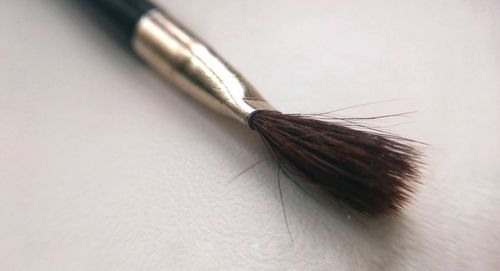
[249,110,423,216]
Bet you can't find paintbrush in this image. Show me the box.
[87,0,422,216]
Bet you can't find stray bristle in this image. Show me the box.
[249,111,422,216]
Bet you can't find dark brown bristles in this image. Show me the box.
[248,110,422,216]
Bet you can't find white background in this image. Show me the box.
[1,0,499,270]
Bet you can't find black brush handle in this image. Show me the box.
[90,0,156,41]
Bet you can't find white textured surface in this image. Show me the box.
[1,0,499,270]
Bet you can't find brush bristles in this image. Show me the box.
[249,110,422,216]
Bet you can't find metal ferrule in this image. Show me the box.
[131,9,275,126]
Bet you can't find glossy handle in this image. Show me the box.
[90,0,155,40]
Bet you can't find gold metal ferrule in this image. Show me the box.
[132,9,275,126]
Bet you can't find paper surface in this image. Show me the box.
[1,0,499,270]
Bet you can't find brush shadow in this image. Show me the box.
[281,175,413,270]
